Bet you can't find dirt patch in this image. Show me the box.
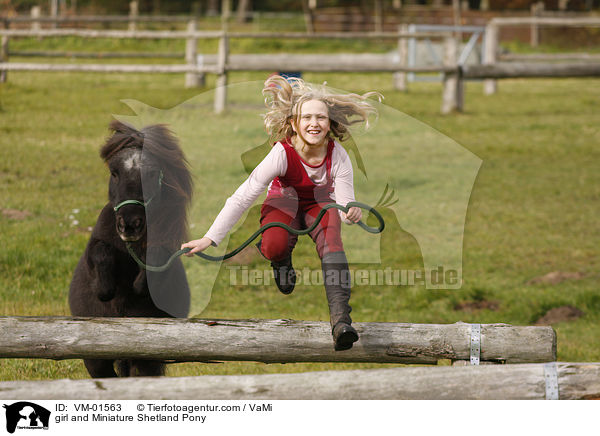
[527,271,586,285]
[535,305,585,326]
[1,208,32,220]
[454,300,500,312]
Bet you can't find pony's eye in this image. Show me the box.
[110,171,118,179]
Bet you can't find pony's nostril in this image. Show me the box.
[116,216,126,233]
[133,218,144,230]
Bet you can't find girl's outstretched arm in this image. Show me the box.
[181,143,287,252]
[181,237,214,256]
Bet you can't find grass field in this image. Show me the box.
[0,40,599,380]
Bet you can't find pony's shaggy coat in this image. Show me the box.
[69,120,193,378]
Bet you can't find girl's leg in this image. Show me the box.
[258,204,300,294]
[302,201,344,259]
[258,204,299,261]
[303,202,358,351]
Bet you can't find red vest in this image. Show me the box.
[266,138,335,204]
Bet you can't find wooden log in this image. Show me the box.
[0,363,597,400]
[0,317,556,364]
[463,62,600,79]
[0,63,218,74]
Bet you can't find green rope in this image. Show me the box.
[126,201,384,273]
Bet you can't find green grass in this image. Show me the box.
[0,54,599,381]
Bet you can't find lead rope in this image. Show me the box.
[126,201,384,273]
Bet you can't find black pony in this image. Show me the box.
[69,120,193,378]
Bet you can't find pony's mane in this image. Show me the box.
[101,120,194,248]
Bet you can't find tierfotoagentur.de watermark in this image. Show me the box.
[226,265,459,287]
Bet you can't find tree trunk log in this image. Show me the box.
[0,317,555,364]
[0,363,597,400]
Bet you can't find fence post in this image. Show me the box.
[0,24,8,83]
[50,0,58,29]
[441,36,463,114]
[214,33,229,114]
[31,6,41,32]
[302,0,315,34]
[483,21,498,95]
[185,19,203,88]
[129,1,139,32]
[375,0,383,33]
[393,24,408,91]
[530,1,544,48]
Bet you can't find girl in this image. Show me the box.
[182,75,379,351]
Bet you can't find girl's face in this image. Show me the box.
[292,99,330,147]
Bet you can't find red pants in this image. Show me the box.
[259,199,344,261]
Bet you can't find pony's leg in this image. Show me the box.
[130,360,165,377]
[145,247,190,318]
[133,269,147,295]
[88,240,117,302]
[83,359,117,378]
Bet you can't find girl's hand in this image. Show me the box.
[342,206,362,224]
[181,237,214,257]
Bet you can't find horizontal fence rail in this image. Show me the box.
[0,29,448,40]
[0,61,450,74]
[462,62,600,78]
[2,21,598,113]
[0,317,556,364]
[483,16,600,95]
[499,53,600,62]
[8,50,183,59]
[0,363,597,400]
[4,15,193,24]
[0,62,219,74]
[490,17,600,27]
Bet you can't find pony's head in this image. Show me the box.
[100,120,193,247]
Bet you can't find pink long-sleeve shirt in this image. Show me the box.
[204,141,356,246]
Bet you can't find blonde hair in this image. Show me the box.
[262,75,381,143]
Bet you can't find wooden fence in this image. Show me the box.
[1,316,598,400]
[0,317,556,364]
[0,26,448,113]
[1,362,599,400]
[1,18,599,113]
[483,16,600,95]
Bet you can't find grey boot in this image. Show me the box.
[321,251,358,351]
